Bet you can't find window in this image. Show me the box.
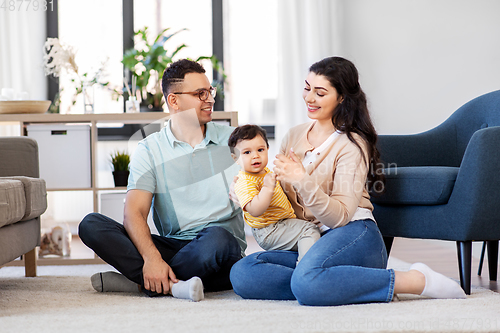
[224,0,279,160]
[223,0,278,125]
[58,0,123,113]
[133,0,215,84]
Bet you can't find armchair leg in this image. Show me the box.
[456,241,472,295]
[478,241,486,276]
[24,247,37,277]
[383,236,394,256]
[487,240,499,281]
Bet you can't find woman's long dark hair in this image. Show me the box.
[309,57,384,193]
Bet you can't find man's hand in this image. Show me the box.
[124,190,178,294]
[142,256,178,294]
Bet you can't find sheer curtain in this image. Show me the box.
[275,0,343,145]
[0,10,46,135]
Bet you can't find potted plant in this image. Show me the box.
[110,150,130,187]
[122,26,225,111]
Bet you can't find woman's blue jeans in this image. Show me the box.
[230,219,395,306]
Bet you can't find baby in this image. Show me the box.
[229,124,320,263]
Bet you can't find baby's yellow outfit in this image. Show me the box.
[234,167,295,228]
[234,167,320,262]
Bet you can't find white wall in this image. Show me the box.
[340,0,500,134]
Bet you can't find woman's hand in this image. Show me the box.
[273,149,306,184]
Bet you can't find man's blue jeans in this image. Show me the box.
[230,219,395,306]
[79,213,242,295]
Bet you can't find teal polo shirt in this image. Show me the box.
[127,120,246,254]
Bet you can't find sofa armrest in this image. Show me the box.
[447,126,500,235]
[0,137,39,178]
[378,124,461,167]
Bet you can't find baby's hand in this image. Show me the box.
[263,172,277,189]
[229,176,241,207]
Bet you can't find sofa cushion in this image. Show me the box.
[0,176,47,221]
[0,179,26,228]
[371,166,459,205]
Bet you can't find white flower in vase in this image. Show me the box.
[42,38,109,114]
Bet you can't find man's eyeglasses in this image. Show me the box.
[172,86,217,101]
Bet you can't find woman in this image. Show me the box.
[229,57,466,306]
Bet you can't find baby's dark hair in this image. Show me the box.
[228,124,269,154]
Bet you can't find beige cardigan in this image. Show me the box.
[279,122,373,230]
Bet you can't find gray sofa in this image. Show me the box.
[0,137,47,276]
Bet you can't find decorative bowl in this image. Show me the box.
[0,100,52,114]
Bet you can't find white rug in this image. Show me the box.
[1,258,499,333]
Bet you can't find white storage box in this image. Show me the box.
[27,124,91,189]
[100,192,158,235]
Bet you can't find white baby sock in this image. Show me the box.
[410,263,466,299]
[91,271,140,293]
[171,276,204,302]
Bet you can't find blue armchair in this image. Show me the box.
[371,90,500,294]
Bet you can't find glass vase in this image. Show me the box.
[82,83,95,114]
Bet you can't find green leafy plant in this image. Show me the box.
[110,151,130,172]
[122,26,226,110]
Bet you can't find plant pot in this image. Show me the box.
[112,171,130,187]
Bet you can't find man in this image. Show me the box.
[79,59,246,301]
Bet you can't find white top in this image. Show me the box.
[302,131,341,166]
[302,131,375,232]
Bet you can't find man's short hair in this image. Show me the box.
[161,59,206,97]
[228,124,269,155]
